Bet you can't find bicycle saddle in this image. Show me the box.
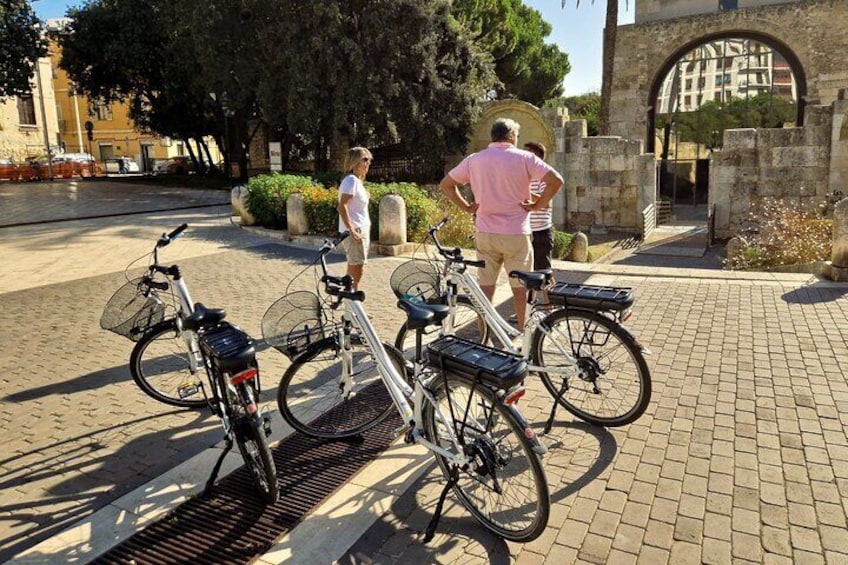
[509,269,554,291]
[184,302,227,331]
[397,299,450,330]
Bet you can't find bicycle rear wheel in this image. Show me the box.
[130,321,206,408]
[231,382,278,503]
[531,308,651,427]
[277,339,407,439]
[422,374,549,542]
[394,295,489,358]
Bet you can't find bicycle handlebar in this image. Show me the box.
[427,217,486,269]
[157,223,188,249]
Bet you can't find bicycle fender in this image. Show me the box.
[503,401,548,457]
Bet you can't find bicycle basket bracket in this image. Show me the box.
[100,277,168,341]
[262,291,334,359]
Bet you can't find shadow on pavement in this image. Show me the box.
[781,283,848,304]
[0,411,217,563]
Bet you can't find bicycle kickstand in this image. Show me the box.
[422,465,460,543]
[204,436,234,496]
[543,379,568,435]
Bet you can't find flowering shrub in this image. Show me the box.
[726,197,833,270]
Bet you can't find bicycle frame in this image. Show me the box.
[338,298,473,465]
[440,261,581,377]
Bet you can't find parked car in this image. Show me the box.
[103,157,140,174]
[0,158,20,181]
[154,156,194,175]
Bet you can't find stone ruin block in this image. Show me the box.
[587,136,625,155]
[723,128,757,149]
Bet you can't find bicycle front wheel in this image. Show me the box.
[531,308,651,427]
[130,321,206,408]
[231,383,279,503]
[277,339,407,439]
[422,374,549,542]
[394,295,489,358]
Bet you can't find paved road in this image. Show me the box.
[0,178,227,227]
[3,180,848,564]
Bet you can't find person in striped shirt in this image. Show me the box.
[524,141,555,305]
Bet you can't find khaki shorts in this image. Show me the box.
[343,234,369,265]
[475,232,533,288]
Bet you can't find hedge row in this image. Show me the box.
[245,173,441,241]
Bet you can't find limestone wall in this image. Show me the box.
[562,120,656,232]
[710,104,834,238]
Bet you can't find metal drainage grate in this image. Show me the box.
[92,387,401,564]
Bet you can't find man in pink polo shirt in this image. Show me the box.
[439,118,563,328]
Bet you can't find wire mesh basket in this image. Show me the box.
[389,259,442,303]
[262,291,337,360]
[100,278,168,341]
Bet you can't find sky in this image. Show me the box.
[33,0,635,96]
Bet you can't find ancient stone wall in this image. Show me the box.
[710,103,834,237]
[612,0,848,148]
[562,121,656,232]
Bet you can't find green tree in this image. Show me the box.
[253,0,494,171]
[453,0,570,105]
[546,92,600,135]
[0,0,46,98]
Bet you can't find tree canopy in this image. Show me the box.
[58,0,569,173]
[0,0,46,98]
[453,0,571,105]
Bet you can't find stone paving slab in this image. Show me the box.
[2,191,848,564]
[337,272,848,564]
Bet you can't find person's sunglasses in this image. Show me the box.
[362,157,372,163]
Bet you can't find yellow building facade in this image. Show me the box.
[0,57,59,162]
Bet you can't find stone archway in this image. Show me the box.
[645,31,807,154]
[610,0,848,149]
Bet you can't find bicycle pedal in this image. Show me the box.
[177,383,200,399]
[393,423,411,439]
[261,414,273,437]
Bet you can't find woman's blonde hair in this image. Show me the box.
[343,147,373,176]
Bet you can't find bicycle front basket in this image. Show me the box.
[389,259,442,303]
[100,277,167,342]
[262,291,335,360]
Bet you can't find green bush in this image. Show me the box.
[425,197,476,249]
[246,173,319,229]
[299,184,339,235]
[552,230,574,259]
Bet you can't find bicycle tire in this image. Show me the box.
[394,295,489,357]
[130,321,206,408]
[231,382,279,503]
[531,308,651,427]
[422,374,549,542]
[277,338,407,439]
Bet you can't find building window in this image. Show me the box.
[719,0,738,9]
[685,79,692,90]
[715,75,723,87]
[89,101,113,121]
[17,95,37,125]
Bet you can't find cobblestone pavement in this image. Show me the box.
[0,209,416,562]
[3,181,848,564]
[0,179,227,227]
[341,275,848,565]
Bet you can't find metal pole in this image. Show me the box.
[72,91,84,152]
[34,59,54,180]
